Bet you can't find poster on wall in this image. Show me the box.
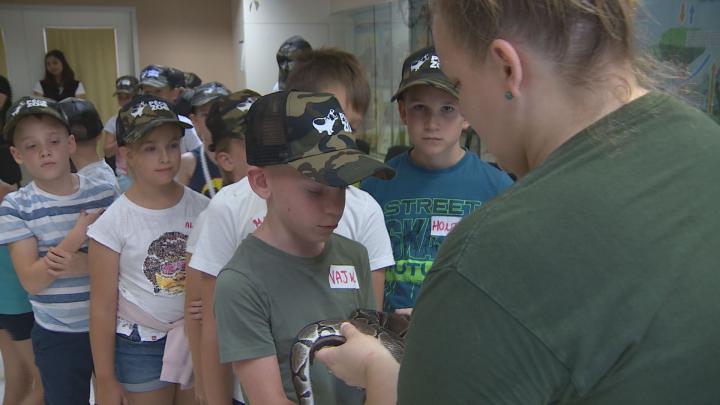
[644,0,720,122]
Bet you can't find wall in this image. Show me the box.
[240,0,331,93]
[0,0,237,89]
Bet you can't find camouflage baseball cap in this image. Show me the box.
[391,46,458,101]
[3,96,69,143]
[116,95,192,146]
[140,64,169,88]
[57,98,103,141]
[114,75,139,95]
[245,91,395,187]
[191,82,230,108]
[206,89,260,152]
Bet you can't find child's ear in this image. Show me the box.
[9,146,23,165]
[397,100,408,125]
[246,166,271,200]
[461,119,470,130]
[67,134,77,154]
[215,151,235,173]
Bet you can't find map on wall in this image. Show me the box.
[643,0,720,122]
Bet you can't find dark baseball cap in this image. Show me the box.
[116,95,191,146]
[206,89,261,152]
[114,75,139,95]
[57,98,103,141]
[139,64,169,88]
[191,82,230,108]
[391,46,458,101]
[3,96,69,143]
[245,91,395,187]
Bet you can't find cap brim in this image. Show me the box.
[391,78,459,101]
[125,118,192,145]
[191,94,222,108]
[4,110,69,142]
[290,149,395,187]
[113,89,133,96]
[140,79,167,88]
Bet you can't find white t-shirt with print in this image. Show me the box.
[187,177,395,276]
[88,187,209,341]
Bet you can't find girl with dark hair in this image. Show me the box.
[32,49,86,101]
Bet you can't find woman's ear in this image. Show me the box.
[246,166,271,200]
[488,39,523,98]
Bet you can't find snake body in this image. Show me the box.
[291,309,410,405]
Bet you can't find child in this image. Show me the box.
[213,91,395,405]
[58,97,121,193]
[184,89,259,405]
[177,81,230,196]
[87,95,209,404]
[187,50,395,405]
[139,64,203,154]
[0,96,118,405]
[361,46,514,314]
[104,75,139,192]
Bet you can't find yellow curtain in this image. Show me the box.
[45,28,118,123]
[0,29,8,77]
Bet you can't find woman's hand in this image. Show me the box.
[96,376,129,405]
[315,322,399,388]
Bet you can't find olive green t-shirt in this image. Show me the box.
[399,93,720,404]
[215,233,376,405]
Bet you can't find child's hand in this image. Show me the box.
[96,377,129,405]
[315,322,398,388]
[45,248,88,277]
[74,208,105,231]
[188,299,203,321]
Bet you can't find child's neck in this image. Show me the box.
[71,145,103,171]
[410,145,465,170]
[35,172,79,196]
[254,216,325,258]
[125,179,184,210]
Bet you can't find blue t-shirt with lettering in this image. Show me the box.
[361,150,512,312]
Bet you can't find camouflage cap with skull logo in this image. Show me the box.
[205,89,261,152]
[116,94,192,146]
[245,90,395,187]
[3,96,69,143]
[391,46,458,101]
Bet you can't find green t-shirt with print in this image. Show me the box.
[398,93,720,404]
[215,233,376,405]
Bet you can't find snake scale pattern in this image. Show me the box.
[290,309,411,405]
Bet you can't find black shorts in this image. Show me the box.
[0,312,35,341]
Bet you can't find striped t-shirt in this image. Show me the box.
[0,174,117,332]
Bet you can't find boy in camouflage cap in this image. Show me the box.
[177,81,232,195]
[213,91,393,405]
[362,46,513,314]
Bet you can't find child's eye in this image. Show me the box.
[169,142,180,150]
[411,104,426,112]
[441,105,456,113]
[143,146,156,152]
[307,189,322,196]
[25,144,36,150]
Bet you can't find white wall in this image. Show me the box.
[241,0,331,93]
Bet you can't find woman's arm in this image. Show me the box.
[316,323,399,405]
[88,239,128,405]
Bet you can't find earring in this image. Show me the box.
[504,91,514,100]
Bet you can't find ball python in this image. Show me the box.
[291,309,411,405]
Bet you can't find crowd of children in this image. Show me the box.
[0,44,512,405]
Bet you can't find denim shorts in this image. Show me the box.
[114,325,171,393]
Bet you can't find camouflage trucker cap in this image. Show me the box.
[114,75,139,95]
[3,96,69,143]
[191,82,230,108]
[391,46,458,101]
[116,94,191,146]
[245,91,395,187]
[206,89,261,152]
